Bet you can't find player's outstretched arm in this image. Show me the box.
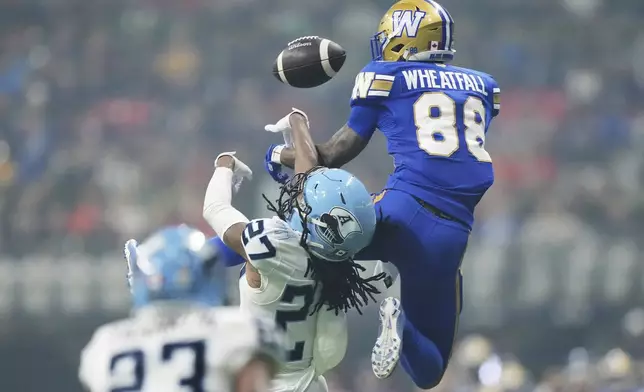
[264,108,321,174]
[202,153,251,259]
[207,236,245,267]
[289,111,319,174]
[279,123,369,170]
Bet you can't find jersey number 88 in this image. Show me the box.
[414,92,492,162]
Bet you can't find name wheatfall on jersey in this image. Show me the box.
[402,69,488,95]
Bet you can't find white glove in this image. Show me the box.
[123,239,138,293]
[215,151,252,193]
[264,108,309,146]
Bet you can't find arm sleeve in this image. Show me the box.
[347,63,396,139]
[241,219,282,275]
[347,104,380,140]
[208,236,245,267]
[202,166,249,239]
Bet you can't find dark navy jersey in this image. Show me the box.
[347,61,500,228]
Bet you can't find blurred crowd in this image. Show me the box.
[331,335,644,392]
[1,0,644,256]
[1,0,644,390]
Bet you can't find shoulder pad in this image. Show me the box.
[78,324,111,391]
[241,218,300,274]
[350,62,397,104]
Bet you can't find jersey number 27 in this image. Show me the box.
[414,92,492,162]
[243,221,315,363]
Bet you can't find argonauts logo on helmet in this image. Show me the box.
[316,207,363,247]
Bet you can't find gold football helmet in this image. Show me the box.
[370,0,455,62]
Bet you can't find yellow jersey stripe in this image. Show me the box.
[371,80,393,92]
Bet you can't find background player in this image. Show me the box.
[264,0,500,388]
[79,225,285,392]
[202,110,385,392]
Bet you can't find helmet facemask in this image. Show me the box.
[259,166,349,261]
[262,168,387,316]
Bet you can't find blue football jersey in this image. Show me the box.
[348,61,500,228]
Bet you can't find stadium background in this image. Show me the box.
[1,0,644,391]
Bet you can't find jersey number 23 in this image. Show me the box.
[109,340,205,392]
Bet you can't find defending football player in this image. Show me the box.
[79,226,285,392]
[202,110,385,392]
[264,0,500,388]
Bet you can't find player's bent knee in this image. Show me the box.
[404,356,446,390]
[411,372,445,390]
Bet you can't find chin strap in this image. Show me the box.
[407,50,455,62]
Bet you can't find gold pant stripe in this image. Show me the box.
[372,190,387,204]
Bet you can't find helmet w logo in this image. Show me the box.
[391,10,426,38]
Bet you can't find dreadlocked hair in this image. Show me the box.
[262,167,387,316]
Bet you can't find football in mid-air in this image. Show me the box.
[273,36,346,88]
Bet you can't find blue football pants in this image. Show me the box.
[356,189,468,389]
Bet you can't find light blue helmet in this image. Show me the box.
[124,225,223,309]
[289,168,376,262]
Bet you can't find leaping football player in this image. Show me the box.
[264,0,501,388]
[202,109,385,392]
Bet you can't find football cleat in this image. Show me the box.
[372,297,405,379]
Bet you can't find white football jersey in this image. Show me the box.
[239,217,347,392]
[79,305,283,392]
